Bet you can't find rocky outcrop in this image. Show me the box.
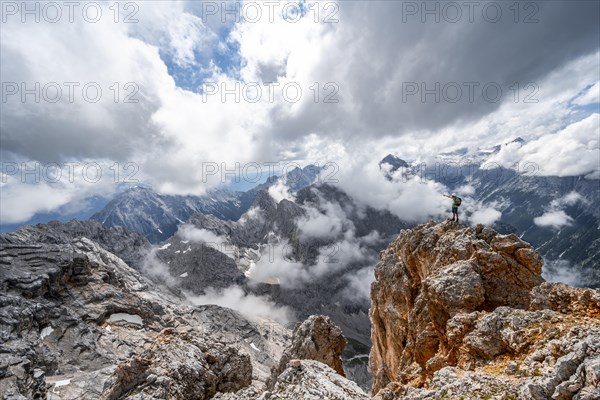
[100,328,251,400]
[264,360,369,400]
[151,236,246,293]
[0,219,150,269]
[215,360,370,400]
[369,220,600,399]
[213,315,369,399]
[267,315,347,389]
[0,233,287,399]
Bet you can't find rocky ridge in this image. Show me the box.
[0,219,150,269]
[369,220,600,399]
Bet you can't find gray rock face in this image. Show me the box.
[100,328,252,400]
[267,315,347,389]
[0,219,150,269]
[150,237,246,293]
[185,189,298,250]
[213,314,367,400]
[91,166,321,244]
[266,360,370,400]
[0,235,286,399]
[214,360,370,400]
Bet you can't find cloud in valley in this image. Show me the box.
[542,259,582,287]
[268,179,296,203]
[344,267,375,301]
[533,191,587,229]
[534,210,574,230]
[296,200,350,240]
[470,207,502,226]
[187,285,293,325]
[177,224,228,246]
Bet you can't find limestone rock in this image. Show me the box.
[0,234,277,399]
[369,221,600,399]
[268,360,369,400]
[267,315,346,389]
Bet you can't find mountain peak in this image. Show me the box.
[369,220,600,398]
[379,154,410,181]
[379,154,409,169]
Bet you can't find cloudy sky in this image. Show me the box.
[1,0,599,225]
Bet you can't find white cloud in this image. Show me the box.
[331,150,449,223]
[308,229,372,278]
[573,81,600,106]
[344,267,375,301]
[542,259,582,287]
[0,182,77,224]
[2,1,599,223]
[141,247,177,286]
[0,161,116,224]
[533,191,585,230]
[455,184,476,196]
[562,191,585,206]
[486,113,600,178]
[166,12,216,67]
[296,200,349,240]
[268,179,296,203]
[470,207,502,226]
[534,210,574,229]
[247,193,378,287]
[177,224,228,246]
[187,285,292,325]
[246,240,309,287]
[239,206,265,225]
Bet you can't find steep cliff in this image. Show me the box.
[369,221,600,399]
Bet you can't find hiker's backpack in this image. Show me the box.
[454,197,462,206]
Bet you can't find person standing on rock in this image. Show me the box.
[444,193,462,222]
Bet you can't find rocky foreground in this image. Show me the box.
[1,220,599,399]
[370,221,600,399]
[0,231,289,399]
[0,222,363,399]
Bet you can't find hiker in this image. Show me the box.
[443,193,462,222]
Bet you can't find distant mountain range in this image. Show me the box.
[90,165,322,243]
